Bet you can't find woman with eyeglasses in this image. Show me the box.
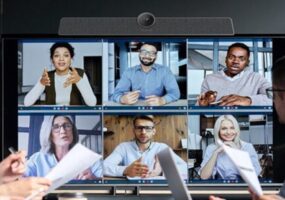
[24,115,102,179]
[199,115,261,180]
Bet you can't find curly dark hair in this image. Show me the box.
[50,42,75,59]
[227,42,250,58]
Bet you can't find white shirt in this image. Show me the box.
[24,71,97,106]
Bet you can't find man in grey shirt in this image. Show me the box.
[198,42,272,106]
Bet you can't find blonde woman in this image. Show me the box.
[200,115,261,180]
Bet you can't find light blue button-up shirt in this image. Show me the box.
[200,141,261,179]
[103,141,187,178]
[112,64,180,103]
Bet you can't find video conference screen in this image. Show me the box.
[4,37,277,184]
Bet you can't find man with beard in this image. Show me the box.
[112,43,180,106]
[198,42,272,106]
[103,115,187,178]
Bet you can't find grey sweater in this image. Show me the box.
[201,69,272,105]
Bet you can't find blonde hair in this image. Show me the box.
[213,115,241,147]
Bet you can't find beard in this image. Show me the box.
[135,135,151,144]
[139,57,156,66]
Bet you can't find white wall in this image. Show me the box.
[18,116,30,151]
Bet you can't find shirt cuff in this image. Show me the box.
[163,95,172,104]
[113,95,122,103]
[75,76,84,89]
[249,95,272,106]
[116,166,128,176]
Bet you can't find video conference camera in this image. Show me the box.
[137,12,156,27]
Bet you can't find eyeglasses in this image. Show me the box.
[227,54,248,62]
[139,50,157,57]
[134,125,154,132]
[52,123,73,132]
[266,88,285,99]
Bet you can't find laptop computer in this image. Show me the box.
[157,147,192,200]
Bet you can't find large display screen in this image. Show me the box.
[4,38,277,185]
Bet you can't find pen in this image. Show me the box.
[8,146,25,165]
[209,100,223,105]
[8,146,17,154]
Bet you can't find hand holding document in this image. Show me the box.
[45,143,101,192]
[24,144,101,200]
[217,140,263,197]
[25,143,101,200]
